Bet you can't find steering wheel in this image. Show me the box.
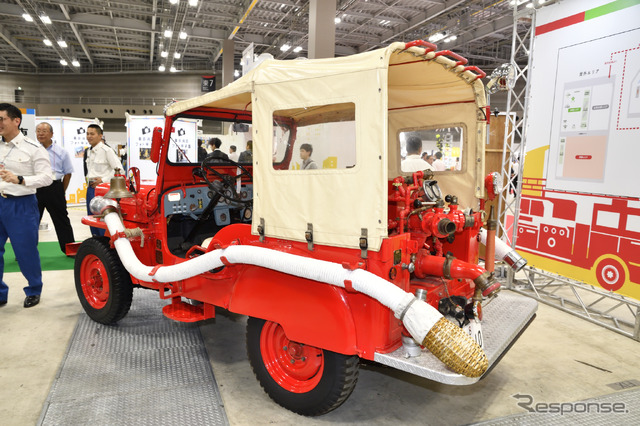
[200,155,253,205]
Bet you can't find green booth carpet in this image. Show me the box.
[3,241,75,272]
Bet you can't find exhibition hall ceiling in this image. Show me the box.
[0,0,553,74]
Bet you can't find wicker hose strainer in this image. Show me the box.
[422,317,489,378]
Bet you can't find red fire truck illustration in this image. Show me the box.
[516,176,640,292]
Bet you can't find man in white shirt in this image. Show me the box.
[228,145,240,162]
[85,124,124,236]
[0,103,53,308]
[401,136,433,173]
[432,151,446,171]
[433,151,447,172]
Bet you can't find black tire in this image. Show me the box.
[246,317,359,416]
[74,237,133,324]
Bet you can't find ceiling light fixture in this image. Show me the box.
[169,0,178,4]
[158,65,166,72]
[179,31,187,39]
[444,35,457,43]
[280,43,291,52]
[234,69,240,77]
[174,52,181,59]
[428,32,446,43]
[40,14,51,25]
[161,51,168,58]
[60,59,67,66]
[164,29,173,38]
[188,0,198,6]
[293,46,302,53]
[43,39,52,46]
[72,60,80,67]
[57,40,68,48]
[170,66,177,73]
[334,17,341,24]
[22,13,33,22]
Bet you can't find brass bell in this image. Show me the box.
[104,170,134,199]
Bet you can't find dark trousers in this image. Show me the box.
[86,186,105,237]
[37,180,76,253]
[0,194,43,301]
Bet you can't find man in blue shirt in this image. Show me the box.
[35,122,75,254]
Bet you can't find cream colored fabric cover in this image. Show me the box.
[166,42,487,252]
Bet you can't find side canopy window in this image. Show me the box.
[399,126,465,173]
[272,102,356,170]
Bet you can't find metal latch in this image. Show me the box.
[305,223,314,251]
[257,218,265,242]
[359,228,368,259]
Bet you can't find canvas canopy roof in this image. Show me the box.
[166,42,487,252]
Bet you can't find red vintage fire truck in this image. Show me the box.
[74,41,536,416]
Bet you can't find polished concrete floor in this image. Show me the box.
[1,207,639,425]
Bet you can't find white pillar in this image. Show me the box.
[222,39,235,87]
[308,0,336,59]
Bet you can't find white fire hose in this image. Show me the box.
[95,198,488,377]
[478,228,527,272]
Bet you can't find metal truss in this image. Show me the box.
[497,4,534,247]
[499,3,640,342]
[508,266,640,341]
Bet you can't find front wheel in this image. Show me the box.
[74,237,133,324]
[246,317,359,416]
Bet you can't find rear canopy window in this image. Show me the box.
[272,102,356,170]
[399,126,464,173]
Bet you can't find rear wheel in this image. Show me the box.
[246,317,359,416]
[74,237,133,324]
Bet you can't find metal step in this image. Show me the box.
[374,291,538,385]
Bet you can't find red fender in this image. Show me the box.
[229,266,359,355]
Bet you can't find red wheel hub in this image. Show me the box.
[260,321,324,393]
[80,254,110,309]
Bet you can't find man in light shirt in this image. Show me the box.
[229,145,240,162]
[0,103,52,308]
[401,136,433,173]
[35,122,75,254]
[85,124,123,236]
[432,151,446,171]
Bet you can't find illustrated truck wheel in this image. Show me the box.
[246,317,359,416]
[74,237,133,324]
[594,257,626,292]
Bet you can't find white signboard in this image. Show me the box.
[127,115,198,181]
[528,0,640,197]
[36,116,95,204]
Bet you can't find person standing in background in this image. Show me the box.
[238,140,253,163]
[35,122,75,254]
[85,124,123,237]
[228,145,240,162]
[432,151,446,171]
[0,103,52,308]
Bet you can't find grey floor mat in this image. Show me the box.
[39,288,229,426]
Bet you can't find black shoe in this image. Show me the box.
[0,300,6,307]
[24,295,40,308]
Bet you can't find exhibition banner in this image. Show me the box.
[517,0,640,300]
[19,108,36,139]
[36,116,95,204]
[127,115,198,182]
